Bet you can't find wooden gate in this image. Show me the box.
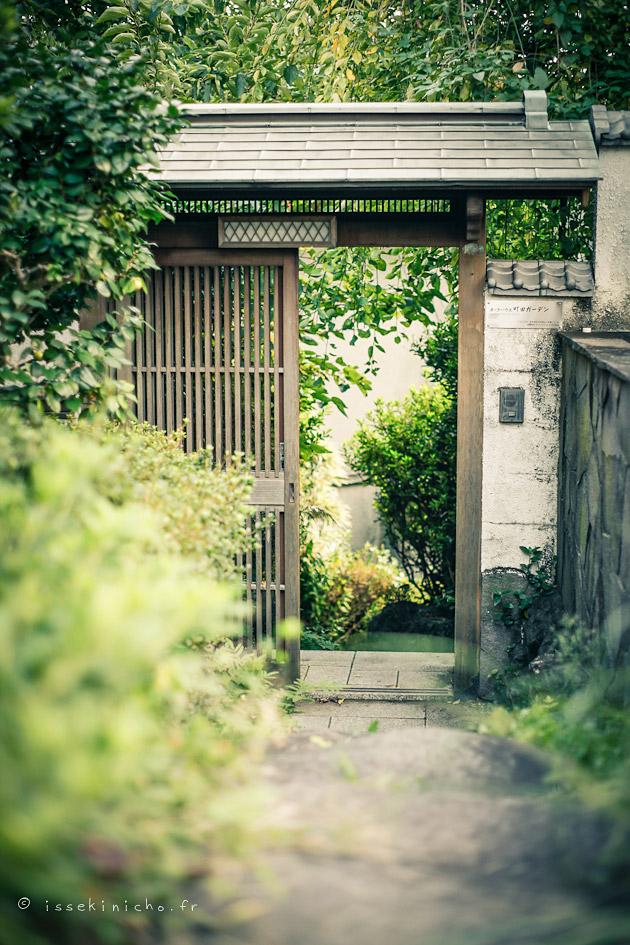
[125,248,300,679]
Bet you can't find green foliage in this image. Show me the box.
[89,0,629,111]
[298,246,446,437]
[84,421,255,581]
[0,410,281,945]
[0,6,182,416]
[481,620,630,820]
[299,444,407,648]
[493,545,557,629]
[345,353,457,605]
[487,197,593,261]
[300,542,407,649]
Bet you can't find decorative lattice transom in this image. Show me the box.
[219,217,336,248]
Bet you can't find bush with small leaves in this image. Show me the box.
[85,421,256,582]
[0,411,282,945]
[0,10,182,416]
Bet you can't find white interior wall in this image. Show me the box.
[314,253,447,551]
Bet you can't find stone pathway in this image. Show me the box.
[300,649,454,696]
[180,651,629,945]
[200,728,626,945]
[294,695,492,734]
[296,649,494,734]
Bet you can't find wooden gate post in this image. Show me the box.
[454,195,486,692]
[281,250,301,681]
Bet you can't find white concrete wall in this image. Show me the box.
[478,310,565,692]
[480,325,561,572]
[592,147,630,328]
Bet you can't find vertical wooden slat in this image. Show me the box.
[244,266,252,459]
[282,251,300,680]
[174,267,183,434]
[146,282,156,425]
[263,267,272,476]
[194,266,203,451]
[255,510,263,653]
[164,267,174,435]
[213,266,223,462]
[253,268,262,475]
[233,265,242,454]
[265,510,272,648]
[203,265,212,451]
[223,264,232,457]
[115,292,133,389]
[135,289,145,423]
[183,266,193,451]
[154,269,164,430]
[274,514,282,628]
[273,267,282,475]
[245,515,253,649]
[278,512,285,623]
[454,198,486,692]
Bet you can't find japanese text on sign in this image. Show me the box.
[485,298,562,329]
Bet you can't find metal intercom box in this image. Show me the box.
[499,388,525,423]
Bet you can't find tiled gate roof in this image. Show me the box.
[154,92,600,193]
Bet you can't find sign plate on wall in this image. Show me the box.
[485,298,562,329]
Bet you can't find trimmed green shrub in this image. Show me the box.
[300,542,407,649]
[345,383,456,605]
[84,421,255,581]
[0,411,282,945]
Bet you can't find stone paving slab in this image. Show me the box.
[293,698,492,736]
[346,669,399,688]
[301,650,355,664]
[397,670,453,689]
[302,663,351,685]
[301,650,454,695]
[351,650,453,667]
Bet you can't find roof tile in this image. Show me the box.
[486,259,594,297]
[603,111,630,146]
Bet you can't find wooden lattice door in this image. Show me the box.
[127,248,300,679]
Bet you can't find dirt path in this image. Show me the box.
[195,727,628,945]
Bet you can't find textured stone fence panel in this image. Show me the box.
[558,333,630,665]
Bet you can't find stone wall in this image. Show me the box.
[558,334,630,666]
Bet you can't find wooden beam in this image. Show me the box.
[153,247,290,267]
[148,217,218,248]
[336,212,463,247]
[465,196,485,242]
[454,196,486,692]
[148,211,464,250]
